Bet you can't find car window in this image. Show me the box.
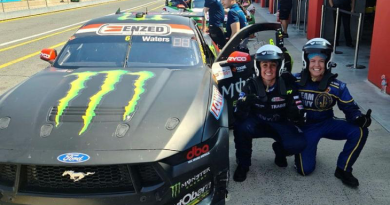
[54,34,201,69]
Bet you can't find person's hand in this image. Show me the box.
[354,109,372,128]
[203,27,209,33]
[236,93,257,108]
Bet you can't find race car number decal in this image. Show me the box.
[210,86,224,120]
[97,24,171,36]
[173,38,191,47]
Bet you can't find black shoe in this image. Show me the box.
[282,32,289,38]
[335,167,359,187]
[272,142,287,167]
[233,165,249,182]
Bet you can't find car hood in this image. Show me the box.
[0,67,211,155]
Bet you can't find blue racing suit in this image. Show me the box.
[234,75,307,167]
[294,73,368,175]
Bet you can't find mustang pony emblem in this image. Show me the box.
[62,170,95,182]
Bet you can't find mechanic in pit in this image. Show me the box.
[233,44,307,182]
[293,38,371,187]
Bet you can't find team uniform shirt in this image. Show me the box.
[226,3,248,38]
[234,77,304,122]
[294,73,362,123]
[204,0,225,27]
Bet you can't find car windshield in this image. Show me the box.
[54,34,201,69]
[192,0,205,8]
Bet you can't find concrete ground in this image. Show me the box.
[226,4,390,205]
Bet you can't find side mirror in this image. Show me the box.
[227,51,251,64]
[40,48,57,64]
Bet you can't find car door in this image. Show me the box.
[212,23,283,124]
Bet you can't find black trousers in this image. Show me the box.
[234,116,307,167]
[333,4,352,45]
[209,25,226,49]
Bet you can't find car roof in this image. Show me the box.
[86,12,192,27]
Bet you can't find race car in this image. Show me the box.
[0,12,228,205]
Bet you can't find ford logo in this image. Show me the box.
[57,153,90,163]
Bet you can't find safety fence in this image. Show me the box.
[320,6,365,69]
[0,0,97,13]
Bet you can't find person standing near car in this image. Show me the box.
[328,0,355,47]
[294,38,371,187]
[222,0,248,40]
[233,45,307,182]
[278,0,292,38]
[204,0,226,49]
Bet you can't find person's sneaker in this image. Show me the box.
[282,32,289,38]
[334,167,359,187]
[233,165,249,182]
[272,142,287,167]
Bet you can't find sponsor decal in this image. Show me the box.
[40,53,50,59]
[57,153,90,163]
[271,103,286,109]
[297,105,304,109]
[314,93,333,109]
[62,170,95,182]
[227,56,247,62]
[187,144,209,160]
[171,167,211,198]
[260,50,275,55]
[212,66,233,81]
[234,65,247,73]
[271,97,285,102]
[221,77,247,99]
[293,95,299,100]
[56,70,154,135]
[295,100,302,104]
[97,24,171,36]
[175,182,212,205]
[286,90,293,95]
[142,36,171,42]
[209,86,224,120]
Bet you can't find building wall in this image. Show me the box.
[368,0,389,94]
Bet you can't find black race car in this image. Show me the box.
[0,12,228,205]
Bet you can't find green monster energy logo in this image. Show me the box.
[118,13,168,21]
[56,70,154,135]
[171,182,181,197]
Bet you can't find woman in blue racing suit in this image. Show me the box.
[294,38,372,187]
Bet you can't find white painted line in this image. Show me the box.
[0,0,162,47]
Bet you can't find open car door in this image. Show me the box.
[211,23,284,125]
